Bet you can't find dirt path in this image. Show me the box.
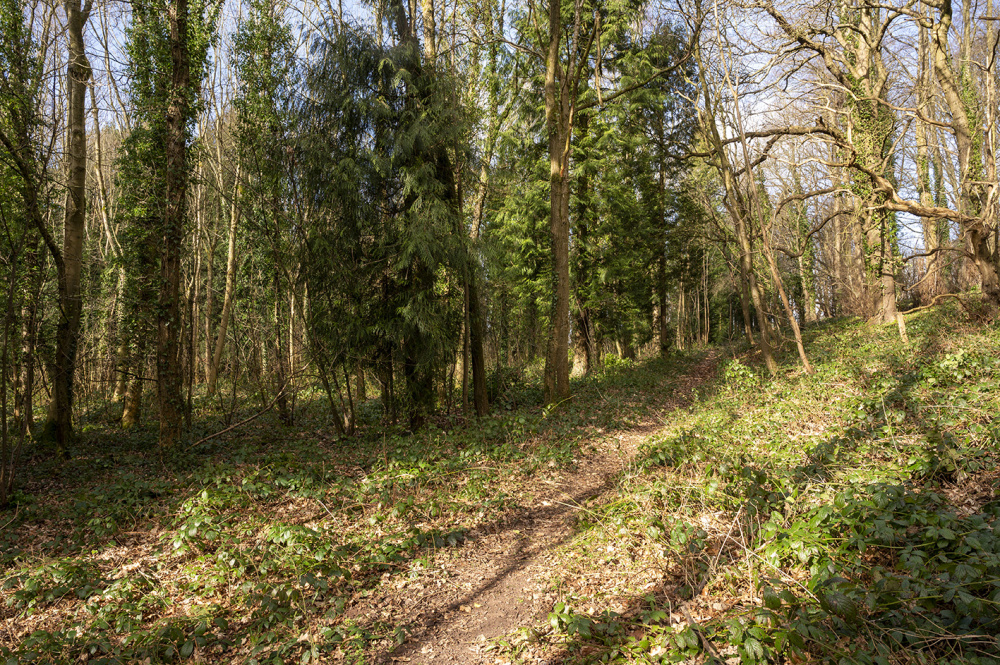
[346,352,720,664]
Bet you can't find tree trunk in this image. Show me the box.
[207,171,239,395]
[45,0,92,455]
[927,0,1000,302]
[203,230,215,382]
[657,251,669,355]
[273,270,291,425]
[764,234,812,373]
[121,339,146,428]
[159,0,190,448]
[14,241,42,433]
[468,275,488,416]
[543,0,571,404]
[676,278,685,351]
[915,17,942,303]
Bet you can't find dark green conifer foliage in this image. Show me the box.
[298,15,469,428]
[233,0,298,424]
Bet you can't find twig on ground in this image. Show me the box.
[188,387,286,450]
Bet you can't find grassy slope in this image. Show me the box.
[539,303,1000,664]
[1,302,999,665]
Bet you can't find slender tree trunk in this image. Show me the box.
[797,254,816,323]
[764,233,812,373]
[543,0,571,403]
[273,270,291,425]
[462,286,470,413]
[676,278,685,351]
[658,251,669,355]
[203,231,215,382]
[468,276,488,416]
[191,170,203,384]
[207,172,239,395]
[46,0,92,455]
[916,14,941,302]
[14,240,42,433]
[112,272,129,402]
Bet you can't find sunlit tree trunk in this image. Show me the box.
[45,0,92,455]
[207,169,240,395]
[543,0,571,403]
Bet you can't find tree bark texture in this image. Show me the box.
[543,0,571,403]
[159,0,190,447]
[46,0,92,455]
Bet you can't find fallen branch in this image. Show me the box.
[188,385,287,450]
[899,293,974,317]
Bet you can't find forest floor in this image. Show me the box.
[2,300,1000,665]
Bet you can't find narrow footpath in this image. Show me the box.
[344,352,720,664]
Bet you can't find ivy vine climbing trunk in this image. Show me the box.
[159,0,191,448]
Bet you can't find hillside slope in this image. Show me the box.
[536,303,1000,664]
[1,302,998,665]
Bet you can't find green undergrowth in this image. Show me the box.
[541,303,1000,664]
[0,351,705,664]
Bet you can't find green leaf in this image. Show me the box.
[762,586,782,610]
[745,637,764,660]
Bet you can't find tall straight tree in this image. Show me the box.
[121,0,217,445]
[42,0,92,453]
[542,0,571,403]
[157,0,191,447]
[535,0,697,403]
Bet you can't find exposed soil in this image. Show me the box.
[343,352,721,664]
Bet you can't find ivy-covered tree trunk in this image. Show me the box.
[158,0,190,448]
[121,338,146,428]
[14,240,42,433]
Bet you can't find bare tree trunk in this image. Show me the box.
[207,171,240,395]
[764,234,812,373]
[916,12,941,302]
[542,0,572,404]
[45,0,92,455]
[676,278,685,351]
[658,251,669,355]
[273,271,291,425]
[355,361,366,401]
[468,276,488,416]
[693,36,775,372]
[203,229,215,382]
[462,287,469,413]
